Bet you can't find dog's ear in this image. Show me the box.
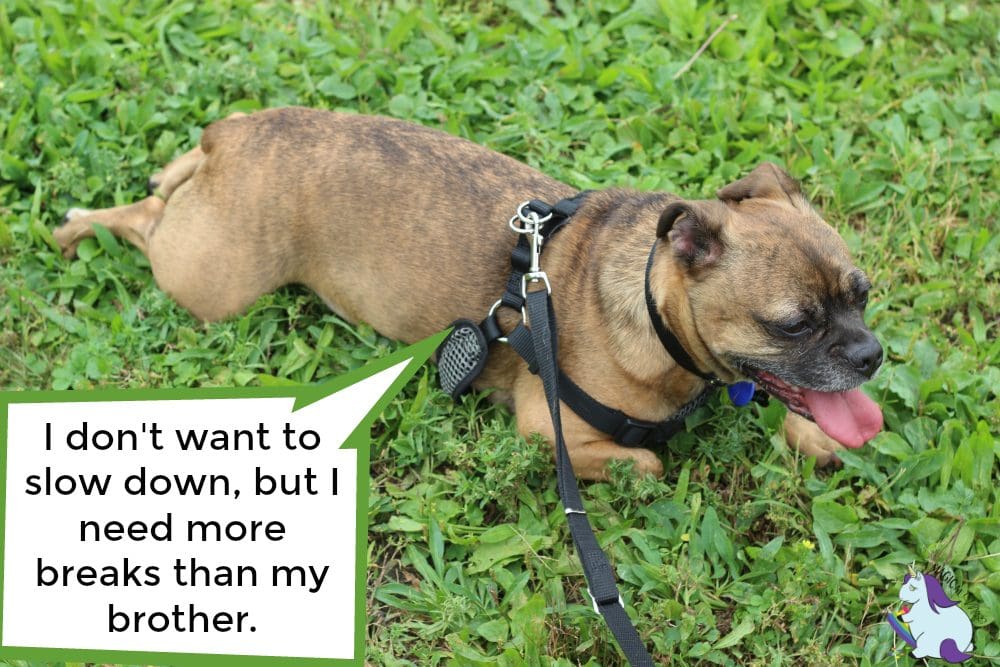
[716,162,802,204]
[657,201,723,269]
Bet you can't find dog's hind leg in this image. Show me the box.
[54,144,208,258]
[54,196,165,258]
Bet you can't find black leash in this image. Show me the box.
[523,287,656,666]
[438,196,661,663]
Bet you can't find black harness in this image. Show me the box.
[438,194,717,448]
[435,195,764,665]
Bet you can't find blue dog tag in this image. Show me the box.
[727,381,755,407]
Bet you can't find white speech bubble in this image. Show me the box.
[0,346,428,665]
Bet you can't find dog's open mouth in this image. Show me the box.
[749,370,883,448]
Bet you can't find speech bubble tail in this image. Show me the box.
[291,329,448,413]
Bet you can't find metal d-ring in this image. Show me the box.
[487,299,511,343]
[508,200,553,234]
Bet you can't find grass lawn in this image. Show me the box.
[1,0,998,665]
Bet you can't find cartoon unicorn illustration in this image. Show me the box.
[887,567,973,663]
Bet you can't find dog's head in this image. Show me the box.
[657,162,883,447]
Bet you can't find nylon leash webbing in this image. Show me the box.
[438,195,724,664]
[524,288,656,667]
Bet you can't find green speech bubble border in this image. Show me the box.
[0,330,447,667]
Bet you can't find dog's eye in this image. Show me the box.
[857,288,869,309]
[777,318,812,338]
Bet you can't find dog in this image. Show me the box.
[54,107,884,480]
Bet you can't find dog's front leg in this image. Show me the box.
[512,374,664,481]
[782,411,842,464]
[564,439,665,480]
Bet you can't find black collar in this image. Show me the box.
[643,241,723,386]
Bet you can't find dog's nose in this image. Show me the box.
[844,335,883,377]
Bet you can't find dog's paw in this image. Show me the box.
[782,412,842,465]
[54,208,95,258]
[63,207,92,223]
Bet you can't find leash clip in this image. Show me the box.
[509,201,548,273]
[513,201,551,295]
[521,271,551,296]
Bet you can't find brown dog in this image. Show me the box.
[54,107,883,480]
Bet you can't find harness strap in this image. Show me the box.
[507,324,712,448]
[524,288,655,667]
[559,371,713,446]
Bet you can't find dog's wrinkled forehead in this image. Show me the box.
[658,162,863,303]
[711,163,863,308]
[719,164,853,263]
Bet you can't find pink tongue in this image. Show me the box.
[801,388,883,448]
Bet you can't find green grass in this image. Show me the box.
[1,0,998,665]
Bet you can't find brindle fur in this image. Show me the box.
[55,107,873,479]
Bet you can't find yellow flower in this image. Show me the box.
[801,539,815,550]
